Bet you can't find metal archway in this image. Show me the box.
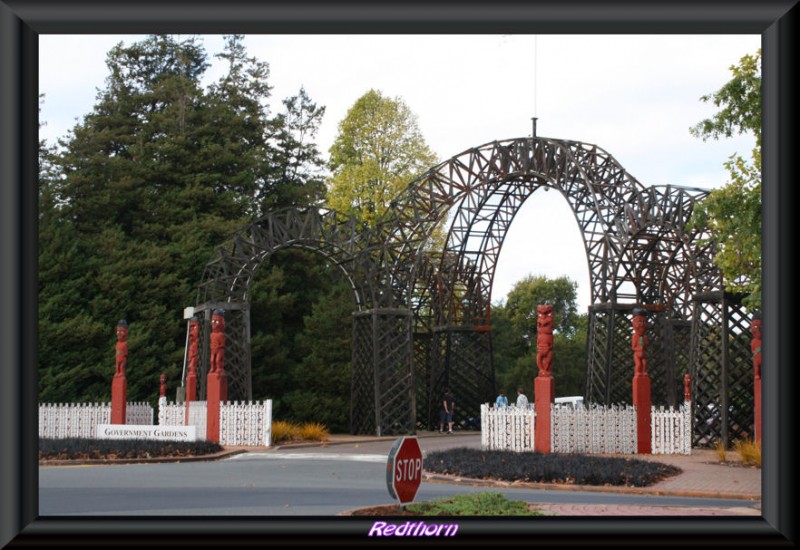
[192,207,375,402]
[195,136,753,442]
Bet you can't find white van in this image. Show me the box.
[554,396,584,409]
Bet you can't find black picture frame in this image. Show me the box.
[1,0,796,546]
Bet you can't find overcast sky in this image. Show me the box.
[39,34,760,312]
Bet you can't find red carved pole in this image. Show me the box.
[683,373,691,403]
[159,373,167,398]
[111,320,128,424]
[631,309,651,454]
[751,315,762,443]
[534,304,555,453]
[206,310,228,443]
[185,316,200,425]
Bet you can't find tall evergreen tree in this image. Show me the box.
[39,35,278,403]
[262,87,327,212]
[39,34,340,420]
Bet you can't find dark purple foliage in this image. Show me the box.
[425,447,682,487]
[39,437,224,460]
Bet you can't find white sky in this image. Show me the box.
[39,34,760,312]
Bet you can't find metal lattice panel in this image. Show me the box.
[586,304,679,408]
[689,292,754,448]
[413,332,433,431]
[351,310,414,436]
[428,328,494,430]
[350,313,376,435]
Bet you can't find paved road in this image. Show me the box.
[39,449,758,516]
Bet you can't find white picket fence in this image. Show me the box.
[158,399,271,446]
[186,401,207,441]
[157,398,185,426]
[651,404,692,455]
[39,402,154,439]
[551,404,637,454]
[220,400,272,447]
[480,404,535,451]
[481,401,692,455]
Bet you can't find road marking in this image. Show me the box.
[228,452,387,463]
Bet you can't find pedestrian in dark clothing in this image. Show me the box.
[440,388,455,433]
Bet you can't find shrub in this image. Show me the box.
[406,492,542,516]
[424,447,681,487]
[271,420,329,443]
[714,440,727,463]
[298,422,329,442]
[39,438,223,461]
[734,438,761,467]
[271,420,302,443]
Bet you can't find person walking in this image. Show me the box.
[515,387,530,409]
[495,389,509,408]
[440,387,455,434]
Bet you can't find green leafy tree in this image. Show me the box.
[492,275,586,398]
[503,275,579,341]
[689,49,761,309]
[327,89,438,226]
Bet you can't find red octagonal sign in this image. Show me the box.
[386,436,423,505]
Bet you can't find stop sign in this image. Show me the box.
[386,436,423,505]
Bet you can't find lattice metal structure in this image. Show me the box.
[426,327,495,430]
[193,208,374,402]
[351,309,414,435]
[192,136,751,442]
[689,291,754,448]
[586,304,690,408]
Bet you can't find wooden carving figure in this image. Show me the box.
[536,304,554,377]
[188,317,200,376]
[684,373,691,402]
[209,310,226,374]
[632,312,648,376]
[159,373,167,398]
[115,320,128,376]
[751,318,762,379]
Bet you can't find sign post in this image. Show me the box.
[386,436,423,510]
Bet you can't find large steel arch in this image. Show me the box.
[362,137,748,437]
[365,137,688,428]
[194,136,753,443]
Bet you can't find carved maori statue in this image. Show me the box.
[684,373,691,402]
[536,304,554,377]
[188,316,199,377]
[115,320,128,377]
[159,373,167,398]
[632,309,648,376]
[751,316,762,380]
[209,309,226,374]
